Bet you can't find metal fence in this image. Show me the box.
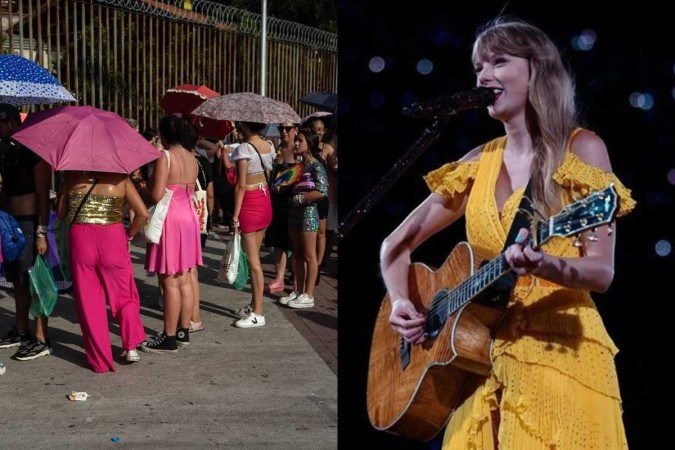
[0,0,337,131]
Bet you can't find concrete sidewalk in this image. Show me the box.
[0,231,337,449]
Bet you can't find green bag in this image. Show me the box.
[29,255,59,318]
[233,249,249,291]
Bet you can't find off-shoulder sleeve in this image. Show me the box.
[423,161,478,199]
[553,152,636,217]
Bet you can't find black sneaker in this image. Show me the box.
[176,327,190,347]
[13,338,53,361]
[140,332,178,354]
[0,328,32,349]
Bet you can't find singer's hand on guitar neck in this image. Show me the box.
[389,298,427,345]
[504,228,544,276]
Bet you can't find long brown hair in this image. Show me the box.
[473,17,577,215]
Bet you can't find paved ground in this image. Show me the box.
[0,229,337,449]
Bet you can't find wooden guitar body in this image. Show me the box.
[367,242,506,442]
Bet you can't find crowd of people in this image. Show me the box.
[0,103,337,373]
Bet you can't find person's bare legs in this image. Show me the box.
[289,229,305,293]
[241,229,267,315]
[273,248,287,284]
[190,268,202,325]
[14,285,30,335]
[302,231,319,298]
[316,218,327,279]
[15,285,49,341]
[160,272,193,335]
[35,316,48,343]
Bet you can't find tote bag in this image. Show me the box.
[144,151,173,244]
[217,233,241,284]
[192,177,208,235]
[29,255,59,318]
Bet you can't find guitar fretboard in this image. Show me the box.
[444,254,511,315]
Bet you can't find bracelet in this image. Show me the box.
[294,194,306,205]
[37,225,48,234]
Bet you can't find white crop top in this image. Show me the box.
[230,142,275,175]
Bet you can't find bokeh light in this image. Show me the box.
[655,240,672,257]
[629,92,654,110]
[571,29,596,51]
[416,59,434,75]
[668,168,675,185]
[368,56,386,73]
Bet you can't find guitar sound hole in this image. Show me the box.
[425,289,448,338]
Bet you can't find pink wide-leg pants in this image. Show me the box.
[69,223,146,373]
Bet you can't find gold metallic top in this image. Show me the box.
[68,192,125,224]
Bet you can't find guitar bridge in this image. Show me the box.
[400,338,410,370]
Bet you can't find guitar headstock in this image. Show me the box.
[534,184,619,246]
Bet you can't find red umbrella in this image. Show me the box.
[160,84,233,139]
[12,106,161,173]
[189,114,233,140]
[160,84,220,115]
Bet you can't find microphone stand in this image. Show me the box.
[337,115,450,240]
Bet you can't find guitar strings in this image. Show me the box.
[423,191,610,320]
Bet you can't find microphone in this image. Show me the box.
[402,86,496,118]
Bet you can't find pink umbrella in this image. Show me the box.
[12,106,161,173]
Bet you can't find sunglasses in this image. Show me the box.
[277,126,295,132]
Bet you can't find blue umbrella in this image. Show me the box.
[0,54,76,106]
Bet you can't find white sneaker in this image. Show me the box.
[0,361,6,375]
[288,293,315,309]
[279,291,299,305]
[121,349,140,363]
[234,312,265,328]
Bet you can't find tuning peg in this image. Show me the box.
[587,228,599,242]
[573,235,584,248]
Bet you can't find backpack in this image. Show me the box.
[0,210,27,263]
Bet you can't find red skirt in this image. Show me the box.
[240,186,272,233]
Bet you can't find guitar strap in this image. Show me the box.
[487,179,535,299]
[502,179,534,251]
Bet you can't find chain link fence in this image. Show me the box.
[1,0,337,130]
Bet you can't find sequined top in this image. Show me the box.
[68,192,125,224]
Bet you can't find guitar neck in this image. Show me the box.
[446,253,512,314]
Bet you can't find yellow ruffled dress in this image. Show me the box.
[423,130,635,449]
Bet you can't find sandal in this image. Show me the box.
[189,320,205,333]
[266,279,285,294]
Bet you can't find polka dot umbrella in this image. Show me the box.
[0,54,76,106]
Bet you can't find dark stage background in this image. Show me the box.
[338,1,673,449]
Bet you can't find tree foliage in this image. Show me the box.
[217,0,337,33]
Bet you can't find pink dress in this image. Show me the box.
[145,184,203,275]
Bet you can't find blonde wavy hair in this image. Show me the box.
[473,17,577,216]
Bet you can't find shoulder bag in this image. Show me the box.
[192,158,209,235]
[144,150,174,244]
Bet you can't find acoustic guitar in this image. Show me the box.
[367,184,619,442]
